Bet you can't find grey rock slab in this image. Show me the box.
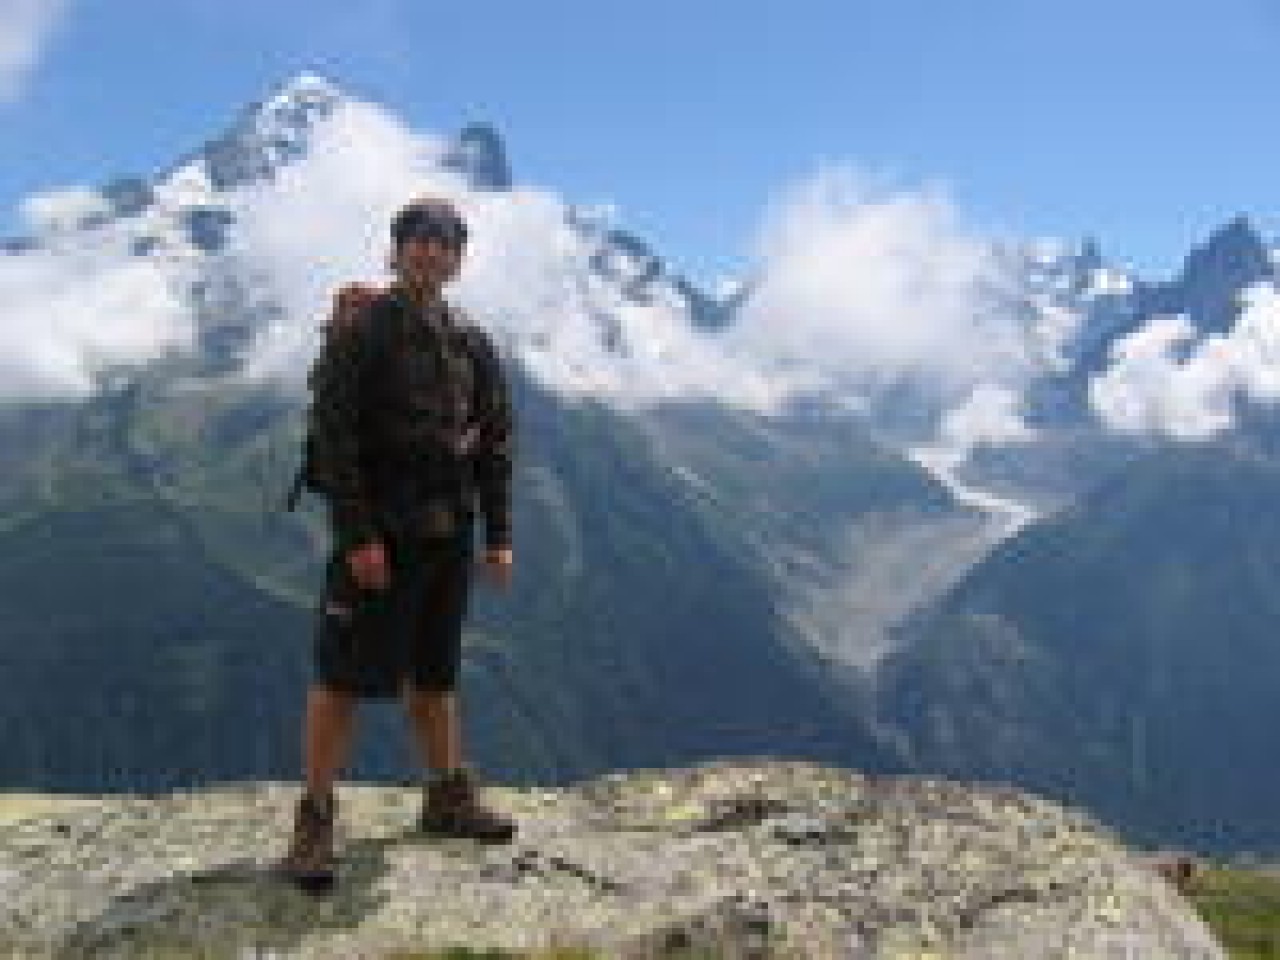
[0,760,1226,959]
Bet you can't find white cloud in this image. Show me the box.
[0,88,795,412]
[938,382,1037,450]
[0,86,1054,437]
[1089,283,1280,438]
[0,0,67,104]
[451,189,804,413]
[226,96,465,387]
[18,185,110,232]
[0,226,195,401]
[727,165,1036,402]
[227,119,1050,423]
[228,95,798,412]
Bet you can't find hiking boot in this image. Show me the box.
[274,786,338,893]
[416,765,516,842]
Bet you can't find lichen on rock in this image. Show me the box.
[0,759,1226,959]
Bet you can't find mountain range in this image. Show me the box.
[2,72,1279,860]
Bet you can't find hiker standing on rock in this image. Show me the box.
[276,197,517,893]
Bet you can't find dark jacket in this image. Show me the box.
[305,286,514,554]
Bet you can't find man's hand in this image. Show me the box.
[347,539,391,591]
[479,546,513,589]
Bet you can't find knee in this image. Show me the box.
[402,680,457,707]
[313,683,358,714]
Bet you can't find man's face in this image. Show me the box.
[395,235,463,289]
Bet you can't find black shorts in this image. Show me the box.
[312,531,474,699]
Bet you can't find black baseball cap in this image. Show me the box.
[391,198,468,250]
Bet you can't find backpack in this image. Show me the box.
[283,286,495,512]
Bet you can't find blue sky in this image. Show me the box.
[2,0,1278,288]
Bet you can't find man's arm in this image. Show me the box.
[470,329,515,550]
[307,287,381,555]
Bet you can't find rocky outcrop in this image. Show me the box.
[441,122,513,190]
[0,759,1224,958]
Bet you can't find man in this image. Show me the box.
[276,197,516,893]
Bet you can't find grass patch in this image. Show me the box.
[1185,863,1280,958]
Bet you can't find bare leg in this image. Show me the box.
[401,679,463,770]
[401,679,514,840]
[303,683,359,794]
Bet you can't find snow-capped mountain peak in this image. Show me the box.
[441,122,512,191]
[176,71,346,195]
[1174,214,1271,306]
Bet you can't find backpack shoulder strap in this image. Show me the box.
[449,305,495,365]
[451,313,506,454]
[357,290,400,382]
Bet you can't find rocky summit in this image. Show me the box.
[0,759,1223,959]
